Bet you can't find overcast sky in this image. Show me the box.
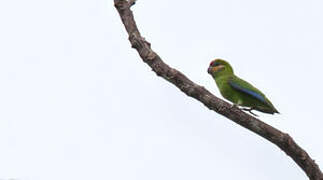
[0,0,322,179]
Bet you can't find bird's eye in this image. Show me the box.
[210,61,218,67]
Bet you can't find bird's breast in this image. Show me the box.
[215,78,235,101]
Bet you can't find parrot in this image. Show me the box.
[207,59,279,116]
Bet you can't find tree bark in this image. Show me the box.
[114,0,323,179]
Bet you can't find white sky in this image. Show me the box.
[0,0,322,179]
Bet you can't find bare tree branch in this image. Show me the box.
[114,0,323,179]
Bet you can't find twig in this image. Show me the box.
[114,0,323,179]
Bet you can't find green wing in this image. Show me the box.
[228,76,268,105]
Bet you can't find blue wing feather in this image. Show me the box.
[228,78,266,103]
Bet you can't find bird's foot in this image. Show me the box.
[241,108,259,117]
[230,103,238,109]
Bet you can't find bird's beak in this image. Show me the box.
[207,67,212,74]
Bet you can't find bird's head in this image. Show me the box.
[207,59,234,77]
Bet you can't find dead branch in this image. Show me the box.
[114,0,323,179]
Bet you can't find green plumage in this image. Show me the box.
[208,59,279,115]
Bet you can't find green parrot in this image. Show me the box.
[207,59,279,116]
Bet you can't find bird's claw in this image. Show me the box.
[241,108,259,117]
[230,104,259,117]
[230,104,238,109]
